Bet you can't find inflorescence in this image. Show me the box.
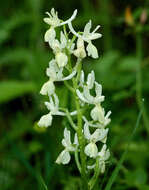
[38,8,111,187]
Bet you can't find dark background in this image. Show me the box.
[0,0,149,189]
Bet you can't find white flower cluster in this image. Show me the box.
[77,70,111,172]
[38,8,111,175]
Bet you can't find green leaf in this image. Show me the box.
[0,81,37,104]
[0,48,32,66]
[118,56,138,71]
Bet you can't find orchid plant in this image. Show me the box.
[38,8,111,190]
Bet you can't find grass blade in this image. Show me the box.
[7,137,48,190]
[104,109,143,190]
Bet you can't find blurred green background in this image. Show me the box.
[0,0,149,189]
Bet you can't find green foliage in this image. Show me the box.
[0,81,37,103]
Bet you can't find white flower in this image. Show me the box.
[43,8,60,42]
[84,123,109,158]
[44,9,77,43]
[56,52,68,67]
[46,59,63,81]
[82,20,102,42]
[40,80,55,96]
[98,144,110,173]
[56,128,77,164]
[76,72,104,105]
[87,144,110,173]
[68,19,101,41]
[90,105,111,127]
[40,59,76,96]
[45,93,65,116]
[47,59,76,81]
[44,8,61,27]
[68,19,101,58]
[73,37,86,59]
[38,112,52,127]
[49,31,67,52]
[38,94,65,128]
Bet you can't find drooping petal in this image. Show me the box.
[64,128,72,147]
[60,31,67,48]
[84,123,91,140]
[44,28,56,42]
[97,128,109,143]
[91,129,101,142]
[90,106,99,121]
[38,113,52,127]
[73,37,86,58]
[95,82,102,97]
[84,142,98,158]
[56,52,68,67]
[40,81,55,96]
[73,48,86,59]
[87,70,95,89]
[86,42,98,59]
[56,150,71,165]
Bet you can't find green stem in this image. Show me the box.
[75,150,82,174]
[66,49,88,188]
[72,61,88,189]
[136,27,149,133]
[59,108,77,130]
[100,0,112,52]
[88,159,100,190]
[64,81,75,93]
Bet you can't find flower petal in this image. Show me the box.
[86,42,98,59]
[56,52,68,67]
[84,142,98,158]
[84,123,91,140]
[87,70,95,89]
[64,128,72,146]
[40,81,55,96]
[56,150,71,165]
[38,113,52,127]
[44,28,56,42]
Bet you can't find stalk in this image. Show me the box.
[136,27,149,133]
[67,51,88,188]
[73,61,88,189]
